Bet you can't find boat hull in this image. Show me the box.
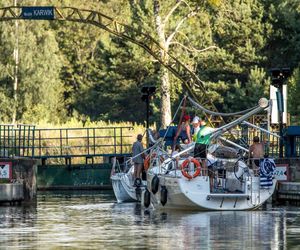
[111,173,137,203]
[146,172,276,211]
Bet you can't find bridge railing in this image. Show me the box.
[0,124,36,157]
[233,125,280,158]
[33,126,133,159]
[0,125,134,163]
[0,123,287,161]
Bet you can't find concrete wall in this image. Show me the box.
[37,163,112,190]
[275,158,300,181]
[0,158,39,201]
[0,183,24,202]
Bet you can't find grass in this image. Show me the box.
[32,120,149,164]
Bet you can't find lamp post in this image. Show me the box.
[141,86,156,129]
[270,68,290,158]
[141,86,156,148]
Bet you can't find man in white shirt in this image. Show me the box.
[192,116,201,141]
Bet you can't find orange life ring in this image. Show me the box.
[180,158,201,180]
[144,153,164,171]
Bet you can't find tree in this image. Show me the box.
[128,0,220,127]
[262,0,300,122]
[288,68,300,118]
[0,0,299,127]
[0,9,65,123]
[196,0,271,112]
[263,0,300,69]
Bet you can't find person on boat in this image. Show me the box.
[173,115,192,145]
[249,136,264,168]
[171,144,181,169]
[191,116,201,141]
[148,129,160,147]
[132,134,145,185]
[194,119,215,170]
[194,120,214,159]
[193,119,215,190]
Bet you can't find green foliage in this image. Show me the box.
[0,0,299,126]
[263,0,300,68]
[288,68,300,116]
[195,0,271,112]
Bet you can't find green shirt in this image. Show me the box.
[195,125,215,145]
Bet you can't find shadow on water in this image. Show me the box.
[0,190,300,249]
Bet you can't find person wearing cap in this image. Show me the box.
[173,115,192,146]
[192,116,201,141]
[132,134,145,184]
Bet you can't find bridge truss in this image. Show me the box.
[0,5,224,126]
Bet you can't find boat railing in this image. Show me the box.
[111,157,122,176]
[206,156,262,194]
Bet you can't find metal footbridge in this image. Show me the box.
[0,124,133,165]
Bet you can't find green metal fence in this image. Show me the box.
[0,124,35,157]
[0,123,283,161]
[233,123,280,158]
[0,125,133,163]
[34,127,133,160]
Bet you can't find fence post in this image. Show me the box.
[120,128,123,154]
[93,128,96,155]
[38,130,42,157]
[60,129,63,156]
[87,128,90,156]
[114,128,116,154]
[31,126,35,157]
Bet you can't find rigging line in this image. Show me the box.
[161,96,186,143]
[242,121,280,138]
[146,96,186,148]
[172,96,187,145]
[125,139,162,165]
[188,96,259,117]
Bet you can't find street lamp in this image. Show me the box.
[270,67,290,158]
[141,86,156,129]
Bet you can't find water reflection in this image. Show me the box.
[0,191,299,249]
[111,203,289,249]
[0,204,37,249]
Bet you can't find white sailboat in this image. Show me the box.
[111,166,137,203]
[111,157,147,203]
[142,97,277,211]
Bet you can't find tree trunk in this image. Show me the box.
[153,0,172,128]
[160,67,172,128]
[12,0,19,124]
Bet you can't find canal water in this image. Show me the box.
[0,191,299,249]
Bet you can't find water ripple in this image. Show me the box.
[0,191,299,249]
